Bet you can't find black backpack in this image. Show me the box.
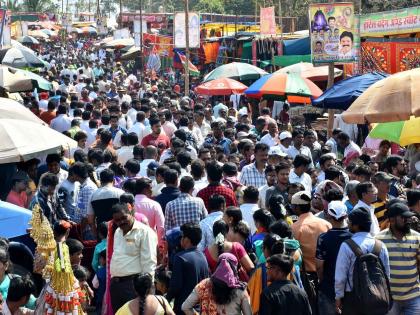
[345,239,392,315]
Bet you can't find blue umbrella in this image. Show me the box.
[312,72,389,110]
[0,201,32,238]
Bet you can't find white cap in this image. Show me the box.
[291,191,311,205]
[269,146,287,157]
[279,131,292,140]
[415,160,420,172]
[237,131,250,139]
[238,107,248,117]
[327,201,348,220]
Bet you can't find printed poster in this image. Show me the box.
[174,12,200,48]
[309,2,360,63]
[260,7,276,35]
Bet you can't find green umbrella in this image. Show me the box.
[17,69,53,91]
[369,116,420,146]
[203,62,267,83]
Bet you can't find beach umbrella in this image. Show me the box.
[369,116,420,146]
[70,27,82,34]
[105,38,135,49]
[28,30,48,39]
[0,47,45,68]
[41,29,57,37]
[277,62,342,81]
[203,62,267,82]
[313,72,389,110]
[245,72,322,103]
[0,201,32,238]
[0,119,77,163]
[0,98,45,124]
[81,26,97,35]
[17,68,53,91]
[17,36,40,45]
[343,68,420,124]
[0,65,35,92]
[121,46,140,60]
[195,78,248,96]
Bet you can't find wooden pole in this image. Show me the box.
[326,63,335,138]
[184,0,190,96]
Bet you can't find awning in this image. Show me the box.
[272,55,312,67]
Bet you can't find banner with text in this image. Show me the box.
[260,7,276,35]
[174,12,200,48]
[309,2,360,63]
[361,6,420,37]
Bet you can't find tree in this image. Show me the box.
[194,0,225,14]
[24,0,56,12]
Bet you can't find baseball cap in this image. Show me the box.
[372,171,393,183]
[348,207,372,226]
[237,131,250,139]
[327,201,348,220]
[238,107,248,117]
[268,146,287,157]
[279,131,292,140]
[147,161,160,171]
[291,191,311,205]
[387,203,415,218]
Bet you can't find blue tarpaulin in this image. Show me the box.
[312,72,389,110]
[283,37,311,55]
[0,201,32,238]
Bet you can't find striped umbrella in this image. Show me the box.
[369,116,420,146]
[245,72,323,103]
[195,78,248,96]
[203,62,267,83]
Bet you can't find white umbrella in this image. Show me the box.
[0,118,77,163]
[0,65,34,92]
[0,98,45,124]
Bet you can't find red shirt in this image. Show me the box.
[40,110,56,124]
[196,184,238,209]
[141,133,170,154]
[6,190,28,208]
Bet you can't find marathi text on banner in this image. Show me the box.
[260,7,276,35]
[360,6,420,37]
[309,2,360,63]
[174,12,200,48]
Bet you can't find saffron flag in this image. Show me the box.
[176,51,200,77]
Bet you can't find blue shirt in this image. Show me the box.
[167,247,209,313]
[335,232,390,299]
[204,137,231,155]
[316,228,353,299]
[92,238,107,272]
[154,186,181,215]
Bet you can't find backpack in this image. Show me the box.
[345,239,392,315]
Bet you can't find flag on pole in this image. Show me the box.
[176,51,200,77]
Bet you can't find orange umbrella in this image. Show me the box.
[195,78,248,96]
[343,68,420,124]
[245,72,322,103]
[277,62,342,81]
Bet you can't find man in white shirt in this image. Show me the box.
[117,133,138,165]
[353,181,380,236]
[110,202,157,313]
[289,154,312,193]
[325,128,341,155]
[287,130,314,169]
[259,121,279,147]
[117,88,132,105]
[229,94,241,110]
[159,109,177,139]
[337,131,362,163]
[198,194,225,251]
[128,111,151,143]
[138,145,158,177]
[86,120,98,148]
[240,186,260,234]
[50,105,72,133]
[194,110,212,139]
[333,113,358,142]
[276,131,292,153]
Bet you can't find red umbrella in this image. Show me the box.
[195,78,248,96]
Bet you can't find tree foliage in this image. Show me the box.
[24,0,56,12]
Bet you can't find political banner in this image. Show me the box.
[309,2,360,63]
[174,12,200,48]
[260,7,276,35]
[361,6,420,37]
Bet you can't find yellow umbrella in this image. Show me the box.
[343,68,420,124]
[369,116,420,146]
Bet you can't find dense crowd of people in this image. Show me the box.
[0,39,419,315]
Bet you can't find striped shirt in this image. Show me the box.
[376,229,420,301]
[372,196,391,231]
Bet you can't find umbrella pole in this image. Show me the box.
[327,62,335,138]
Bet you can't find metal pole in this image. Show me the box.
[278,0,282,40]
[327,0,336,138]
[184,0,190,96]
[119,0,123,28]
[139,0,143,84]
